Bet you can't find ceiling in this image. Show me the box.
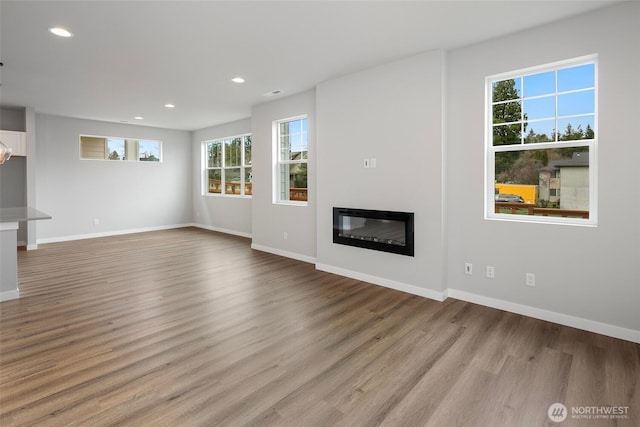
[0,0,620,131]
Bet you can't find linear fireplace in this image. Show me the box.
[333,207,414,256]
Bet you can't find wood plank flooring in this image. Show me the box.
[1,227,638,426]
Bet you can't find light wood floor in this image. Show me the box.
[1,227,638,426]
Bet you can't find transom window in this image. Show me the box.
[80,135,161,162]
[204,134,252,197]
[274,116,308,204]
[486,55,597,225]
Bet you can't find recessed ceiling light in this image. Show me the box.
[232,77,245,83]
[49,27,72,38]
[134,116,144,120]
[263,90,283,97]
[164,104,175,108]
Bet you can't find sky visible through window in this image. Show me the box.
[493,62,595,142]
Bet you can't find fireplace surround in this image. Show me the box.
[333,207,414,256]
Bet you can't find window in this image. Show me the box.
[274,116,308,204]
[80,135,161,162]
[486,56,597,225]
[204,134,252,197]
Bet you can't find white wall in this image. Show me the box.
[316,51,446,299]
[192,118,253,237]
[446,2,640,337]
[250,90,317,262]
[35,114,192,241]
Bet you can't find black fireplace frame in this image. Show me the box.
[333,207,415,256]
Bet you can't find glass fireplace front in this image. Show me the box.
[333,207,414,256]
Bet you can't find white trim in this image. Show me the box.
[485,55,598,227]
[315,263,448,302]
[202,134,252,197]
[251,243,316,264]
[36,223,193,244]
[0,289,20,302]
[273,115,309,205]
[27,244,38,251]
[447,289,640,344]
[193,223,252,239]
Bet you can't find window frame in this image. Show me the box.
[202,133,252,198]
[273,115,309,206]
[485,55,598,226]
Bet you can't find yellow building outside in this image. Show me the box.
[495,183,538,204]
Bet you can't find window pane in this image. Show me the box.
[558,63,594,92]
[244,167,252,195]
[290,162,307,201]
[492,101,522,125]
[280,135,291,161]
[226,138,242,166]
[558,90,594,116]
[558,116,595,141]
[208,169,222,194]
[107,138,125,160]
[523,96,555,121]
[138,140,160,162]
[493,123,522,146]
[80,136,107,160]
[208,141,222,167]
[495,147,589,217]
[288,119,301,134]
[244,135,252,166]
[279,163,290,201]
[523,71,555,97]
[524,119,556,143]
[225,168,241,196]
[492,78,521,102]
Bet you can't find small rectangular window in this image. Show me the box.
[274,116,308,204]
[204,134,252,197]
[80,135,161,162]
[486,56,597,225]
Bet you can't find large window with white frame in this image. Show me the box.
[274,116,308,204]
[204,134,252,197]
[486,55,597,225]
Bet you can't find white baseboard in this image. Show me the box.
[36,223,194,245]
[311,262,638,343]
[193,223,252,239]
[315,263,448,302]
[251,244,316,264]
[0,289,20,302]
[447,289,640,344]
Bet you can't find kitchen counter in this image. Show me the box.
[0,207,51,301]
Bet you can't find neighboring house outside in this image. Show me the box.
[539,152,589,210]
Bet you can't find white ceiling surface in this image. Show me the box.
[0,1,620,131]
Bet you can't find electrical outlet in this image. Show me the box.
[283,232,288,240]
[525,272,536,287]
[370,158,377,168]
[93,218,99,226]
[464,263,473,275]
[486,266,495,279]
